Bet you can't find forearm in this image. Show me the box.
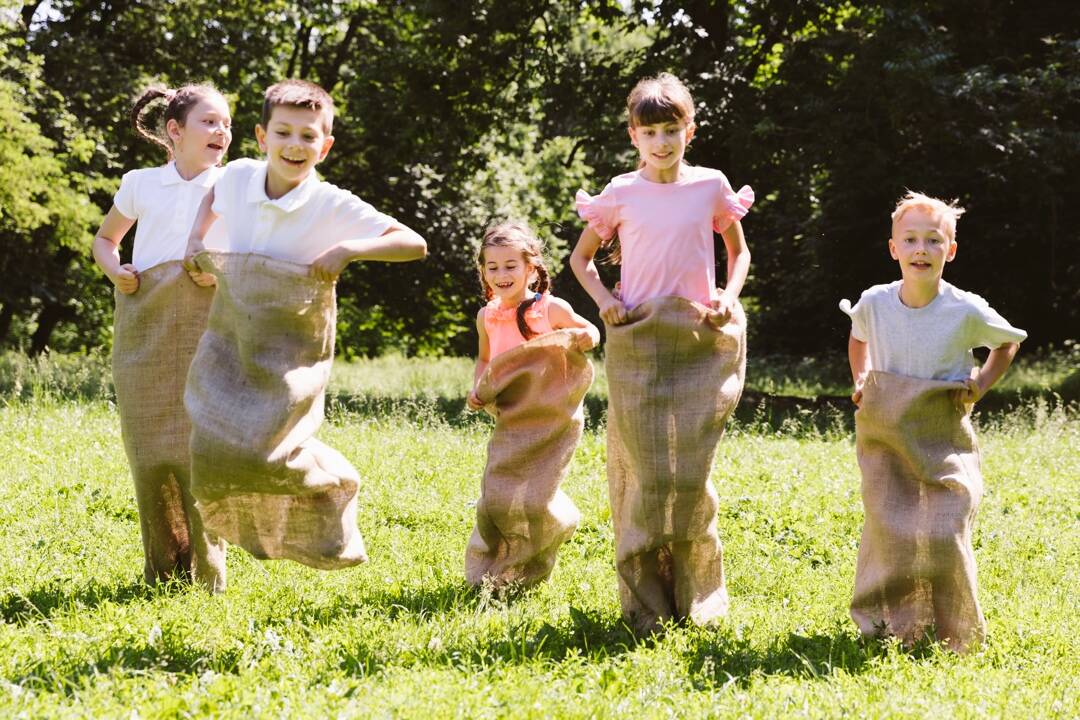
[974,343,1020,393]
[569,253,616,311]
[473,359,489,387]
[92,236,123,278]
[187,194,218,250]
[719,221,750,299]
[848,334,870,387]
[340,228,427,263]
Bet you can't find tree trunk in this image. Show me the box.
[30,302,70,355]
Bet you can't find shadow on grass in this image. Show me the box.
[0,578,154,625]
[685,626,882,688]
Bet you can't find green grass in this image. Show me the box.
[1,396,1077,718]
[7,342,1076,406]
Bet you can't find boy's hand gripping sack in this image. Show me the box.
[184,252,366,570]
[604,296,745,633]
[465,330,594,588]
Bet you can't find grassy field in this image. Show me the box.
[1,353,1078,718]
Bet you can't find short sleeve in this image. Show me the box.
[112,170,140,219]
[967,298,1027,349]
[839,296,869,342]
[334,192,396,241]
[211,162,243,217]
[575,185,618,240]
[712,181,754,234]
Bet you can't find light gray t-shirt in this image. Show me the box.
[839,280,1027,381]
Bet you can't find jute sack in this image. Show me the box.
[465,330,594,588]
[604,296,745,633]
[112,260,226,591]
[851,370,985,652]
[185,252,366,570]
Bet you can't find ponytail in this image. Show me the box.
[515,264,551,340]
[129,83,225,160]
[130,86,175,158]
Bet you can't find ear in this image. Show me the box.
[684,123,696,144]
[888,238,899,260]
[628,126,638,148]
[165,117,183,144]
[317,135,335,162]
[255,124,268,153]
[946,240,958,262]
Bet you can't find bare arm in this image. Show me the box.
[467,308,490,410]
[718,219,751,300]
[569,226,627,325]
[849,333,870,406]
[311,223,427,281]
[964,342,1020,403]
[92,205,139,294]
[183,188,219,267]
[547,297,600,351]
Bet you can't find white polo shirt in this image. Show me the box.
[112,162,228,271]
[210,158,397,265]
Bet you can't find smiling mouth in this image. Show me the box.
[281,156,306,166]
[208,143,224,151]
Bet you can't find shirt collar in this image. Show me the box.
[245,161,319,213]
[160,161,218,188]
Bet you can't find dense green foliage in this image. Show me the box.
[1,1,1077,355]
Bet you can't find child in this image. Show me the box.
[464,222,599,589]
[570,73,753,632]
[181,79,426,572]
[91,84,231,592]
[840,191,1025,652]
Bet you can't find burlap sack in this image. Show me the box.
[604,296,746,633]
[465,331,594,589]
[184,252,366,570]
[112,260,226,591]
[851,370,985,652]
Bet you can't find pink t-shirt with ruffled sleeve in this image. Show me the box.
[575,165,753,308]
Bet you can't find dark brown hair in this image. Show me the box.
[477,222,551,340]
[130,84,226,159]
[261,79,335,133]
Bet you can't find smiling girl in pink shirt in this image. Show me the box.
[570,73,753,632]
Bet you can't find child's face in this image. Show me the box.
[255,105,334,195]
[168,96,232,170]
[482,246,535,305]
[889,206,957,285]
[629,119,695,176]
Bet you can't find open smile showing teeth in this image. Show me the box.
[208,143,223,151]
[282,156,305,166]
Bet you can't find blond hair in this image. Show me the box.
[891,191,966,243]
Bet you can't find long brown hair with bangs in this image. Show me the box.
[599,73,697,264]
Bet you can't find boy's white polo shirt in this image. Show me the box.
[211,158,396,265]
[112,161,228,271]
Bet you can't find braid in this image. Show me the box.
[516,264,551,340]
[130,86,174,158]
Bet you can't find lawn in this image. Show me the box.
[0,354,1077,718]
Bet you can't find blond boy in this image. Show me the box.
[840,191,1026,651]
